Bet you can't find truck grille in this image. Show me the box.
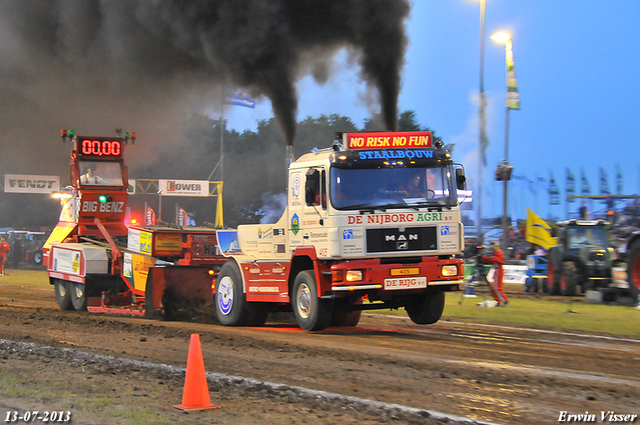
[366,227,437,254]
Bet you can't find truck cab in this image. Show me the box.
[215,131,467,331]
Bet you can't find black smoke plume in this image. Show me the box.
[0,0,409,157]
[136,0,410,143]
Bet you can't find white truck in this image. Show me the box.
[214,131,467,331]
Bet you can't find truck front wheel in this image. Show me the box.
[215,262,252,326]
[406,290,445,325]
[53,279,73,311]
[292,270,332,331]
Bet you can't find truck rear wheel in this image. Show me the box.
[292,270,332,331]
[626,242,640,300]
[215,261,252,326]
[405,290,445,325]
[53,279,73,311]
[71,282,88,311]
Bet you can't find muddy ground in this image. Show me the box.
[1,281,639,425]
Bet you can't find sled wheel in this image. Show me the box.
[71,282,87,311]
[54,279,73,311]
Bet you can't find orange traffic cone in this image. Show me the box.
[174,334,221,411]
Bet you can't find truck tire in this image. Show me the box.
[71,282,88,311]
[405,290,445,325]
[53,279,73,311]
[626,242,640,301]
[560,262,577,296]
[215,261,252,326]
[331,310,362,327]
[331,299,362,327]
[292,270,332,331]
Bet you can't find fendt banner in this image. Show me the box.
[158,179,208,197]
[4,174,60,194]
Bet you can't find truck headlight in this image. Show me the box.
[346,270,364,282]
[442,265,458,276]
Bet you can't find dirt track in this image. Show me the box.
[1,282,639,425]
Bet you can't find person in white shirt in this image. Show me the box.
[80,165,108,185]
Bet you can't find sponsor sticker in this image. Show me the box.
[384,276,427,290]
[291,213,300,235]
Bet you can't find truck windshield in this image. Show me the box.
[567,225,608,249]
[79,160,124,187]
[330,166,458,210]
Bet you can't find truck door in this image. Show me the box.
[300,168,329,257]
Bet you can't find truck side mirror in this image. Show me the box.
[455,168,466,190]
[305,169,320,206]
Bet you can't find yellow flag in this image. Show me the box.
[526,208,557,250]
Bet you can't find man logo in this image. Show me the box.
[397,241,408,250]
[343,229,353,239]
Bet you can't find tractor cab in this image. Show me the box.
[548,219,616,295]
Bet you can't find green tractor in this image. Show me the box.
[547,219,618,296]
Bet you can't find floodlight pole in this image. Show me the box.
[477,0,486,245]
[502,108,510,253]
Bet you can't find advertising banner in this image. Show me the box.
[4,174,60,194]
[505,39,521,110]
[487,265,528,284]
[158,179,208,197]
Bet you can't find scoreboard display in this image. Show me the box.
[77,137,124,158]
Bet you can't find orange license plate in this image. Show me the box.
[390,267,420,276]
